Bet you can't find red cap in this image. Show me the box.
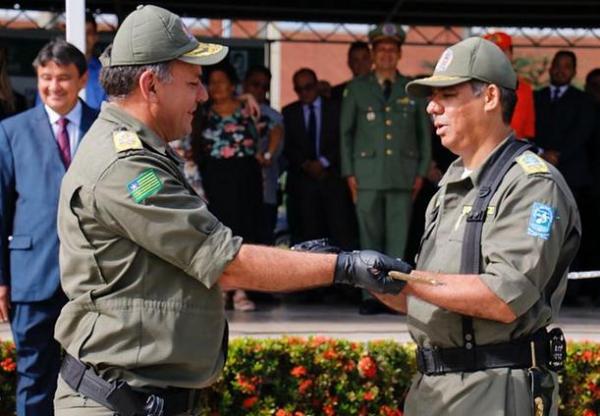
[483,32,512,51]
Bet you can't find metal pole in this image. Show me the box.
[266,23,281,111]
[65,0,86,101]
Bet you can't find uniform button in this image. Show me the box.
[360,151,367,157]
[385,133,392,140]
[8,236,12,241]
[465,342,473,349]
[465,334,473,341]
[385,106,391,112]
[385,149,393,156]
[385,119,392,126]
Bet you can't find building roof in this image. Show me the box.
[12,0,600,28]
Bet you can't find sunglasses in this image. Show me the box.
[294,82,317,93]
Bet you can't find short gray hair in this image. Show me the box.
[100,55,173,100]
[469,80,517,125]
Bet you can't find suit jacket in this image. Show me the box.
[534,85,597,190]
[0,102,98,302]
[282,97,343,180]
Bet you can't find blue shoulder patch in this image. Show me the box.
[527,202,555,240]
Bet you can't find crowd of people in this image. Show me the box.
[2,24,600,317]
[0,10,599,414]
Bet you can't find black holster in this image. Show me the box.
[60,354,194,416]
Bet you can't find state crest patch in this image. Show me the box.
[527,202,555,240]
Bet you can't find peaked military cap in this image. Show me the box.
[368,23,406,45]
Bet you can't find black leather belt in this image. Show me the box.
[60,354,197,415]
[416,330,549,376]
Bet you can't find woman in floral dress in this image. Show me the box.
[193,62,264,311]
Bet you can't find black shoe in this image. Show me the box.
[358,299,394,315]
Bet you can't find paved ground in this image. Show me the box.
[3,298,600,343]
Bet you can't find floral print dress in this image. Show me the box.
[198,105,263,243]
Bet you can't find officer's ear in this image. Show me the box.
[139,70,160,103]
[483,84,501,114]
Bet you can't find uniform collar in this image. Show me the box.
[439,135,513,188]
[374,71,398,85]
[99,102,167,155]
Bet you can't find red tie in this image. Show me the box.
[57,117,71,168]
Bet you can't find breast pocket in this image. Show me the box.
[448,206,496,242]
[8,235,32,250]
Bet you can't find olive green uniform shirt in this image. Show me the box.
[340,72,431,190]
[54,103,242,389]
[405,139,581,415]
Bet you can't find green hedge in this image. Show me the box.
[1,337,600,415]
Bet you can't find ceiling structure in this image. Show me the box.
[7,0,600,28]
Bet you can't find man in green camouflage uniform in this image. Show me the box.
[340,23,431,314]
[52,6,411,415]
[376,37,581,415]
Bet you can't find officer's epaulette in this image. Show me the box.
[112,128,144,155]
[515,151,550,175]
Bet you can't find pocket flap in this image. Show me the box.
[8,235,32,250]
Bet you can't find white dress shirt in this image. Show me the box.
[45,101,82,159]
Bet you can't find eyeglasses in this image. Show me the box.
[294,82,317,93]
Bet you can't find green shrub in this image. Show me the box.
[2,337,600,415]
[0,339,17,416]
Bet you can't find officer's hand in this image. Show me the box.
[0,285,10,323]
[347,176,358,203]
[291,238,341,253]
[334,250,411,294]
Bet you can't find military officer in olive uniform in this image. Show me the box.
[340,23,431,314]
[52,6,411,416]
[375,38,581,415]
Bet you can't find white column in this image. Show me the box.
[266,23,281,111]
[65,0,86,100]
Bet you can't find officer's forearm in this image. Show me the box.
[373,292,408,314]
[403,271,517,323]
[219,244,336,292]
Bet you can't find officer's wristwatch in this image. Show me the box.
[263,151,272,161]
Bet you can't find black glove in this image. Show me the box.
[291,238,341,254]
[334,250,411,294]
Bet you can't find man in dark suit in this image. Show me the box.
[283,68,358,250]
[330,41,372,102]
[535,50,597,276]
[0,40,98,416]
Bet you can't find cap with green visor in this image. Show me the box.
[406,37,517,98]
[101,5,228,67]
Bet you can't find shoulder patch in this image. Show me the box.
[113,130,143,153]
[527,202,555,240]
[127,169,163,203]
[516,153,549,174]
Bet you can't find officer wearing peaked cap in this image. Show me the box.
[340,22,432,314]
[53,6,412,415]
[374,37,580,415]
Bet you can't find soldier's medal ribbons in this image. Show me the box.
[128,169,163,203]
[113,130,143,152]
